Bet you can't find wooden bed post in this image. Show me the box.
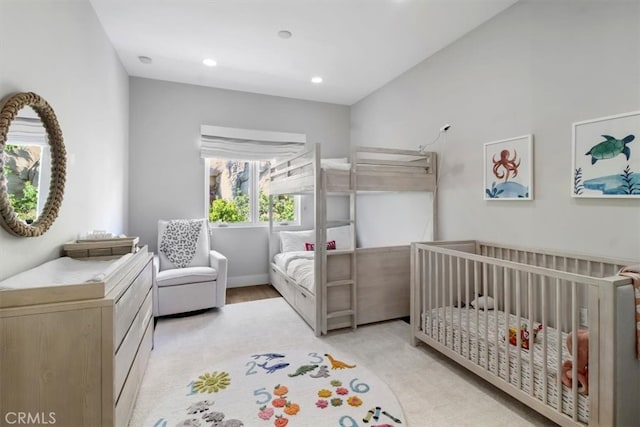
[313,143,325,337]
[410,242,418,346]
[596,276,628,427]
[432,152,438,241]
[350,144,358,331]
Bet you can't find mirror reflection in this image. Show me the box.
[3,106,51,224]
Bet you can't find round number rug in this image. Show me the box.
[145,348,405,427]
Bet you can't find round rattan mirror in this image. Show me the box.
[0,92,66,237]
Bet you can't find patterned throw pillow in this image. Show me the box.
[305,240,337,251]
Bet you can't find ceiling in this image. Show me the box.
[90,0,518,106]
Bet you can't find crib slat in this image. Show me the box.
[599,261,604,277]
[457,257,462,354]
[430,251,435,337]
[541,275,548,405]
[528,272,534,397]
[465,259,470,359]
[504,267,510,385]
[434,253,439,338]
[448,255,454,348]
[556,277,563,415]
[474,260,480,366]
[420,249,430,334]
[493,264,499,377]
[571,281,578,421]
[442,254,447,345]
[516,270,522,390]
[483,260,489,370]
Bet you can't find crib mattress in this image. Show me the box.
[423,307,589,424]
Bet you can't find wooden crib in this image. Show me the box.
[410,240,640,426]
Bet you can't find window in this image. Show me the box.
[3,143,43,223]
[206,158,297,225]
[4,112,51,224]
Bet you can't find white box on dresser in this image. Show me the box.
[0,247,154,427]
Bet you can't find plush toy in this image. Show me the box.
[508,324,542,350]
[561,330,589,395]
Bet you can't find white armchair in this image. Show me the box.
[153,218,227,316]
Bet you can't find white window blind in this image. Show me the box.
[7,117,47,146]
[200,125,306,161]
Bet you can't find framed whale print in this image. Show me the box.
[484,134,533,200]
[572,111,640,198]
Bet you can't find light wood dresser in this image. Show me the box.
[0,247,154,427]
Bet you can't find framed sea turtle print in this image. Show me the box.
[484,134,533,200]
[572,110,640,198]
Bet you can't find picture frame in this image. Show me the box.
[483,134,533,200]
[572,110,640,198]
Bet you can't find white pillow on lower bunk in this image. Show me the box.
[470,296,495,310]
[280,229,314,253]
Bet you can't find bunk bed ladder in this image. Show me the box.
[324,166,358,333]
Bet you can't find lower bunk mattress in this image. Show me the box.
[273,251,315,293]
[422,307,589,424]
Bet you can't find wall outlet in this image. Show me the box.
[579,308,588,326]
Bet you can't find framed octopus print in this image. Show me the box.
[484,134,533,200]
[572,110,640,198]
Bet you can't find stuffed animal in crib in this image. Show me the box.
[561,330,589,395]
[508,324,542,350]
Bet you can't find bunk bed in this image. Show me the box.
[268,143,437,336]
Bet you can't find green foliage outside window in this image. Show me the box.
[209,192,249,223]
[259,193,295,222]
[8,181,38,222]
[208,191,295,223]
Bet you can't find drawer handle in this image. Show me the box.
[300,293,307,298]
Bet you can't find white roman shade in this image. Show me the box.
[7,117,47,146]
[200,125,306,161]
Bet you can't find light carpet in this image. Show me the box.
[130,297,555,427]
[144,348,405,427]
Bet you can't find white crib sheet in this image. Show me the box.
[423,307,589,424]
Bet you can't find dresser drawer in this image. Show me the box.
[115,319,153,427]
[114,289,152,399]
[270,266,293,301]
[294,287,314,325]
[114,261,152,348]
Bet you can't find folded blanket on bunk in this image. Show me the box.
[618,264,640,359]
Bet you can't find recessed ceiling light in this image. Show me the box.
[278,30,292,39]
[202,58,217,67]
[311,76,323,84]
[138,55,152,64]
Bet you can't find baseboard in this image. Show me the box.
[227,273,270,288]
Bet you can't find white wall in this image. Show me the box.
[128,77,350,285]
[351,0,640,260]
[0,0,129,280]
